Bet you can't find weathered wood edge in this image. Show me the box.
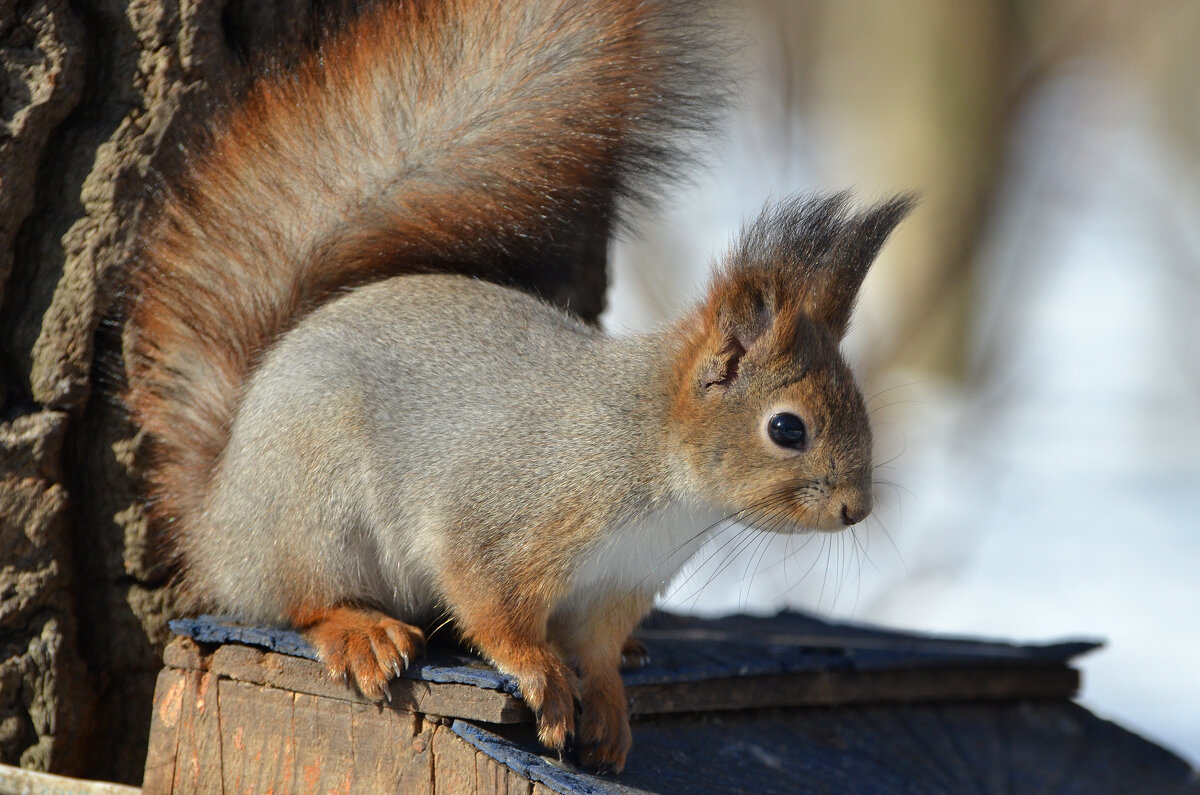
[625,665,1081,715]
[142,668,185,793]
[162,635,1081,727]
[450,721,619,795]
[162,636,531,724]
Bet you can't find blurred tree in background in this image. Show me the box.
[620,0,1199,384]
[615,0,1200,761]
[2,0,1197,784]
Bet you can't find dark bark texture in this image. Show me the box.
[0,0,600,785]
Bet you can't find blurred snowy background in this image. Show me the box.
[606,0,1200,767]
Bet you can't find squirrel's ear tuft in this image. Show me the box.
[728,193,916,339]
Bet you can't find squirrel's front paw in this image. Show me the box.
[295,606,425,702]
[577,677,632,774]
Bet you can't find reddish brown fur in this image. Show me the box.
[550,592,653,772]
[666,195,913,532]
[289,605,426,701]
[124,0,719,604]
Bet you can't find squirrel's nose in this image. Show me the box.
[840,503,867,526]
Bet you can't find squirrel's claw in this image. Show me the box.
[619,637,651,670]
[517,661,581,758]
[298,606,425,703]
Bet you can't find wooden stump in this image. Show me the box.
[142,613,1199,794]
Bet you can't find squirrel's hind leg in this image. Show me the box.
[289,605,425,702]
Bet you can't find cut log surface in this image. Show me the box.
[144,612,1199,794]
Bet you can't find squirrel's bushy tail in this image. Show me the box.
[124,0,724,574]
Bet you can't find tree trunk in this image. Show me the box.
[0,1,348,784]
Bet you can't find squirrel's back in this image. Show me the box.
[198,274,676,622]
[123,0,723,595]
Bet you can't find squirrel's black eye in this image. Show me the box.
[768,413,808,450]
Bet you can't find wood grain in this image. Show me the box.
[218,679,296,793]
[432,723,480,794]
[475,747,533,795]
[348,702,434,793]
[291,692,353,794]
[143,668,186,794]
[170,671,222,795]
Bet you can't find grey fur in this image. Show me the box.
[198,275,696,624]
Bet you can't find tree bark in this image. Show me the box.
[1,0,332,783]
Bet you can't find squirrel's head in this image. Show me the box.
[668,193,913,532]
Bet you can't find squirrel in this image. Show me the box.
[123,0,913,774]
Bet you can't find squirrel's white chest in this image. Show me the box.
[557,502,723,615]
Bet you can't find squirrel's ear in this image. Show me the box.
[694,270,777,390]
[730,193,916,339]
